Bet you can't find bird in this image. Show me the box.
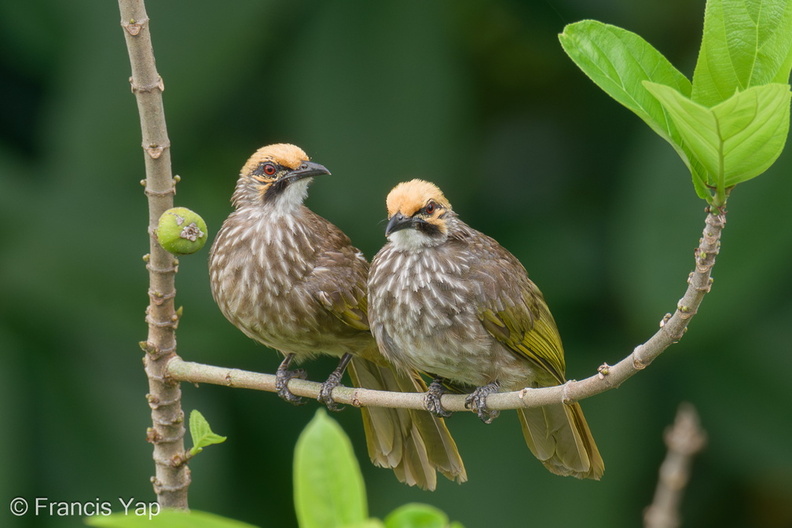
[208,145,466,489]
[367,179,604,480]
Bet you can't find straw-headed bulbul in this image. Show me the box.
[368,179,604,479]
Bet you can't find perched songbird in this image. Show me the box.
[368,179,604,479]
[208,145,466,489]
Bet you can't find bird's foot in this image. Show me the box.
[275,354,307,405]
[424,378,453,418]
[318,378,343,411]
[317,353,352,412]
[465,381,500,424]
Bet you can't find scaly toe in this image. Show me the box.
[318,379,345,412]
[425,378,453,418]
[465,383,501,424]
[275,369,307,406]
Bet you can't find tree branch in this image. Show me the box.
[168,209,725,413]
[644,403,707,528]
[118,0,190,509]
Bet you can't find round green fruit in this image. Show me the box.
[156,207,208,255]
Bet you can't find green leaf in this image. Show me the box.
[294,409,367,528]
[559,20,691,146]
[189,409,227,456]
[384,504,464,528]
[692,0,792,107]
[645,82,791,203]
[85,509,259,528]
[342,522,385,528]
[559,20,710,197]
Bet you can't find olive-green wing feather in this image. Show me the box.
[478,289,566,385]
[460,225,603,479]
[464,229,566,385]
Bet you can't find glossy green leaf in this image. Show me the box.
[692,0,792,106]
[559,20,710,198]
[189,409,227,456]
[559,21,691,145]
[645,82,791,202]
[294,410,367,528]
[384,503,464,528]
[85,509,259,528]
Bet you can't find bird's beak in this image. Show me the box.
[385,212,416,236]
[286,160,331,182]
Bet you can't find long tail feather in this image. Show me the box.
[348,357,467,489]
[517,402,604,480]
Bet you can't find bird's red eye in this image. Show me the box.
[263,162,277,176]
[424,201,436,214]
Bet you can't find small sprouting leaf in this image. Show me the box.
[294,409,367,528]
[645,82,791,203]
[85,509,259,528]
[692,0,792,107]
[384,504,464,528]
[189,410,227,456]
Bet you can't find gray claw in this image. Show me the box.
[465,382,500,424]
[425,378,453,418]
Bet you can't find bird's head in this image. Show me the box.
[384,179,454,249]
[232,143,330,213]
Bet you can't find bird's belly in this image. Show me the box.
[212,247,367,360]
[396,337,491,385]
[388,313,536,389]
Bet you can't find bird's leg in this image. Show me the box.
[318,353,352,412]
[465,381,501,424]
[424,377,453,418]
[275,353,307,405]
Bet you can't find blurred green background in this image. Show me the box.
[2,0,791,527]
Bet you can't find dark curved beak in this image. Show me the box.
[385,212,416,236]
[286,160,331,181]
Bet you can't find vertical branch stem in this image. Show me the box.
[118,0,190,509]
[644,404,707,528]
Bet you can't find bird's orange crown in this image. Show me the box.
[241,143,309,179]
[386,179,452,218]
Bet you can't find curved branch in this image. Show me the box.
[168,210,725,412]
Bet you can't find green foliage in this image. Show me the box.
[293,409,369,528]
[558,20,692,144]
[644,82,790,204]
[294,410,464,528]
[560,0,792,207]
[86,412,462,528]
[85,509,259,528]
[691,0,792,106]
[384,504,465,528]
[189,409,227,456]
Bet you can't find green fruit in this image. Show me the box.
[156,207,208,255]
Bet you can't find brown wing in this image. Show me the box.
[454,223,567,384]
[304,209,371,332]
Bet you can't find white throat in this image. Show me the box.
[388,228,440,251]
[269,178,311,218]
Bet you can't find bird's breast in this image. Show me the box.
[209,209,356,357]
[371,246,516,385]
